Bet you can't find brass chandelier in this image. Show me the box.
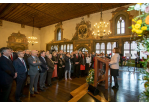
[28,17,38,46]
[92,4,111,39]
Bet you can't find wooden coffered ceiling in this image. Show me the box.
[0,3,131,28]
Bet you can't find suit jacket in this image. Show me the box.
[135,57,140,63]
[24,53,30,69]
[0,56,15,85]
[13,58,27,75]
[46,58,54,72]
[79,57,86,65]
[9,52,18,62]
[39,56,48,73]
[28,56,42,75]
[73,54,80,64]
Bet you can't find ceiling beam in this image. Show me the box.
[0,3,19,18]
[92,3,101,12]
[21,3,62,22]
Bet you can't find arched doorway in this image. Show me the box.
[78,47,88,53]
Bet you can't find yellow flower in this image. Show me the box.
[132,28,136,33]
[136,29,143,34]
[132,19,136,22]
[138,35,142,36]
[132,24,135,28]
[137,3,142,5]
[137,20,142,24]
[135,24,141,29]
[141,26,147,30]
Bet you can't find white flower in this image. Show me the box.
[134,4,141,11]
[141,4,147,12]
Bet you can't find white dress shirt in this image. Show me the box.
[109,53,120,69]
[86,57,91,66]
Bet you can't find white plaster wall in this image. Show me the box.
[40,4,136,51]
[0,20,41,50]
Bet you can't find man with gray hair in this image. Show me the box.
[0,47,17,102]
[28,50,42,97]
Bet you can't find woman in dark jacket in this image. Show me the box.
[58,54,65,80]
[79,53,86,77]
[65,53,72,80]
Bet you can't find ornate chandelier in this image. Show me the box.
[92,4,111,39]
[28,17,38,46]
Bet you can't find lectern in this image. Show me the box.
[94,56,111,89]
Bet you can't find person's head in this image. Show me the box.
[82,53,84,57]
[92,52,95,55]
[1,47,12,57]
[17,50,24,58]
[79,51,82,54]
[75,50,78,54]
[60,54,62,58]
[52,51,56,56]
[95,53,98,56]
[9,48,13,53]
[47,54,52,59]
[25,50,30,54]
[31,50,38,57]
[106,54,108,56]
[113,47,119,53]
[66,52,69,57]
[46,51,50,55]
[40,51,46,57]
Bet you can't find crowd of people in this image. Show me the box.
[0,47,112,102]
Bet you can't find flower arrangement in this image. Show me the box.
[86,69,94,84]
[128,3,149,101]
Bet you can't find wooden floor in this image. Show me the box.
[9,67,145,102]
[9,77,86,102]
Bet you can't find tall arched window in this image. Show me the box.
[117,17,125,34]
[57,28,61,41]
[131,41,137,59]
[112,42,116,56]
[107,42,111,56]
[101,43,105,54]
[61,45,63,51]
[96,43,100,54]
[124,41,130,57]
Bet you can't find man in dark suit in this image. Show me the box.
[13,50,27,102]
[28,50,42,97]
[39,51,48,91]
[46,54,54,86]
[9,48,18,62]
[73,50,80,78]
[23,50,30,85]
[0,47,17,102]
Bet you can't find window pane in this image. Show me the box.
[64,45,66,52]
[117,29,120,34]
[124,51,130,57]
[61,45,63,51]
[96,43,100,49]
[117,21,120,28]
[112,42,116,49]
[107,42,111,49]
[121,20,125,28]
[131,51,137,59]
[140,43,147,59]
[131,41,137,50]
[101,43,105,49]
[67,44,69,52]
[121,28,125,34]
[57,29,61,41]
[124,41,130,57]
[96,50,99,54]
[70,44,73,49]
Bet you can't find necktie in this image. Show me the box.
[21,59,27,71]
[10,54,13,61]
[76,55,78,59]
